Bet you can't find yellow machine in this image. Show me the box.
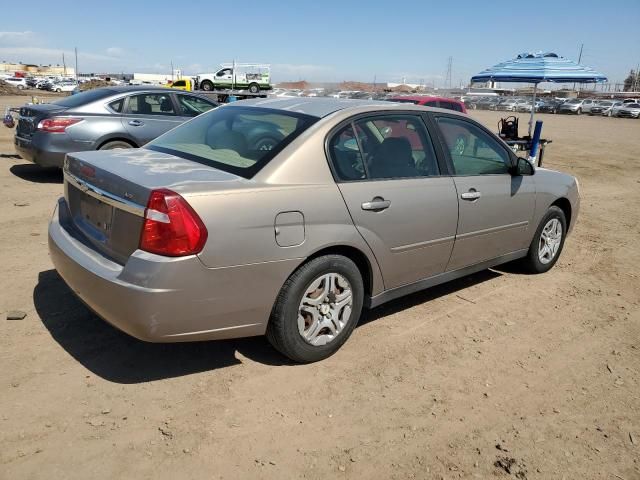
[169,78,194,91]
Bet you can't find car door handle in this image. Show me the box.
[460,190,481,201]
[128,120,144,126]
[362,197,391,211]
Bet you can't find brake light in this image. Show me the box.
[37,117,83,133]
[139,189,208,257]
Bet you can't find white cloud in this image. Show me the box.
[273,63,333,76]
[106,47,124,57]
[0,31,36,46]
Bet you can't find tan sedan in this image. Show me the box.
[49,98,579,362]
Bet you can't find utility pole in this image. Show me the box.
[62,52,66,77]
[445,56,452,90]
[74,47,78,82]
[573,43,583,92]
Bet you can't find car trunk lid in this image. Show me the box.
[63,148,245,264]
[16,103,69,138]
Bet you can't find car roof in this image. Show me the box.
[387,95,460,103]
[233,97,398,118]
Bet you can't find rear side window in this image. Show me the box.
[173,80,186,87]
[127,93,175,115]
[147,106,318,178]
[108,98,124,112]
[424,100,438,107]
[329,115,440,181]
[441,101,463,112]
[328,125,366,181]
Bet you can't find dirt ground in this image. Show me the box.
[0,94,638,480]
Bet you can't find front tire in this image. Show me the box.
[200,80,214,91]
[521,206,567,274]
[267,255,364,363]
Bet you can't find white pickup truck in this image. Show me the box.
[197,63,271,93]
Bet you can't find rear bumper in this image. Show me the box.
[48,199,298,342]
[14,132,92,168]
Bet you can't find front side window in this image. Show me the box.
[329,115,440,180]
[173,80,186,87]
[147,106,317,178]
[127,93,175,115]
[176,95,216,117]
[436,116,510,176]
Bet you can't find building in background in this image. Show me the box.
[0,62,75,76]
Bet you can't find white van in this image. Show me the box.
[197,63,271,93]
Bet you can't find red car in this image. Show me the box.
[387,95,467,114]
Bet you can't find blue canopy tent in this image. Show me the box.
[471,52,608,136]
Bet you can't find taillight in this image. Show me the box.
[37,117,83,133]
[139,189,208,257]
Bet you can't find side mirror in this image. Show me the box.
[509,157,535,176]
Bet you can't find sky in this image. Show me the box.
[1,0,639,87]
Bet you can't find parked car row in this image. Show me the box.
[464,96,640,118]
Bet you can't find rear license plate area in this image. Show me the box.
[78,195,114,242]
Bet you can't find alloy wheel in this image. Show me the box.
[538,218,563,264]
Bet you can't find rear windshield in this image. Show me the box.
[52,88,115,108]
[146,105,318,178]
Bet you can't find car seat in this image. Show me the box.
[206,127,248,157]
[159,97,173,113]
[136,99,152,115]
[369,137,417,178]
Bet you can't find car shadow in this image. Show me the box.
[10,163,63,184]
[34,268,503,384]
[360,269,502,326]
[34,270,293,384]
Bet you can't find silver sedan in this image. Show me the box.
[48,98,580,362]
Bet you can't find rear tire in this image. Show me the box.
[267,255,364,363]
[520,206,567,274]
[99,140,134,150]
[248,83,260,94]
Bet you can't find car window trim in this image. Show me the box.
[427,112,517,177]
[324,110,448,183]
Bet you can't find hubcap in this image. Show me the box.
[298,273,353,346]
[538,218,563,264]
